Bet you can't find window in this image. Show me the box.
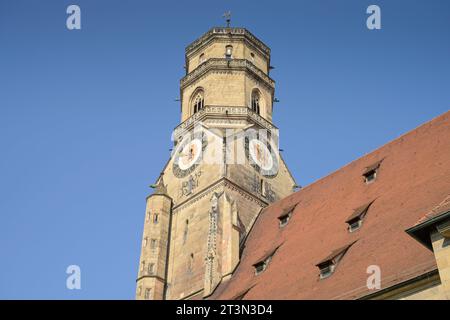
[150,239,157,249]
[254,261,266,275]
[253,246,280,275]
[137,286,142,296]
[250,52,255,62]
[225,45,233,59]
[364,170,377,183]
[146,211,151,222]
[278,205,297,228]
[199,53,205,64]
[363,160,382,184]
[144,288,151,300]
[143,237,148,247]
[148,263,154,275]
[278,214,290,228]
[348,219,362,232]
[140,261,145,272]
[318,262,335,279]
[251,90,261,115]
[345,201,375,232]
[153,213,159,224]
[315,242,356,279]
[192,90,204,114]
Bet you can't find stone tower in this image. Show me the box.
[136,27,296,300]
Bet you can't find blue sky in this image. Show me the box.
[0,0,449,299]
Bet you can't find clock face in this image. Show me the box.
[172,133,207,178]
[245,136,279,178]
[178,139,202,170]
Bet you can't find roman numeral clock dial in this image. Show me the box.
[245,134,279,178]
[172,132,207,178]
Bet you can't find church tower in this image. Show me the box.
[136,26,296,300]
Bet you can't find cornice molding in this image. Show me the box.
[136,274,166,283]
[180,58,275,90]
[172,177,268,214]
[173,105,277,139]
[185,27,270,58]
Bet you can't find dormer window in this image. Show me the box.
[254,261,267,275]
[278,214,290,227]
[345,200,375,232]
[253,246,280,275]
[364,169,377,183]
[363,160,382,184]
[347,219,362,232]
[317,261,335,279]
[278,205,297,228]
[316,242,356,279]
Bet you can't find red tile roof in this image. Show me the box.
[344,200,375,223]
[363,159,384,176]
[414,194,450,226]
[210,110,450,300]
[315,241,357,267]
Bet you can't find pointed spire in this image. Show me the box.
[151,174,168,196]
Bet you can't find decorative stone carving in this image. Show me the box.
[180,171,202,197]
[204,191,223,295]
[172,178,267,214]
[263,181,276,203]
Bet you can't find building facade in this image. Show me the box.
[136,26,450,300]
[136,27,296,300]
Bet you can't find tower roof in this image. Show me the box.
[185,27,271,58]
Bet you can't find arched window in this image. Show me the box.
[192,89,204,114]
[251,90,261,115]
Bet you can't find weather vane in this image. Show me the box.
[223,11,231,28]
